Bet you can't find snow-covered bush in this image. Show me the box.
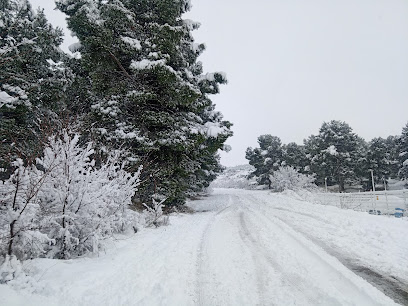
[143,198,169,228]
[36,132,141,259]
[269,166,316,192]
[0,255,44,293]
[0,255,25,284]
[0,159,52,260]
[1,130,142,260]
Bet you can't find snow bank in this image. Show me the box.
[0,214,212,306]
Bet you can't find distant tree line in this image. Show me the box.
[246,120,408,192]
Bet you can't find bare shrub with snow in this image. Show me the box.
[269,166,316,192]
[0,158,52,260]
[0,130,142,260]
[143,198,169,228]
[37,132,143,259]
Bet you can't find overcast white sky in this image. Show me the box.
[30,0,408,167]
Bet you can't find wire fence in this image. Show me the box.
[303,190,408,216]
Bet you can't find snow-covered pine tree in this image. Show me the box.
[303,134,320,177]
[281,142,308,173]
[305,120,359,192]
[385,135,400,179]
[351,136,370,189]
[362,137,396,187]
[398,122,408,179]
[246,135,283,188]
[185,94,232,197]
[0,0,71,176]
[353,135,400,191]
[56,0,232,206]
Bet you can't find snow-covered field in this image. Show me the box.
[1,188,407,305]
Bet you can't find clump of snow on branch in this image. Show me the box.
[203,122,229,138]
[120,36,141,50]
[190,122,229,138]
[199,72,227,82]
[68,42,83,53]
[130,59,166,70]
[269,166,316,192]
[325,145,338,156]
[183,19,201,31]
[0,85,30,109]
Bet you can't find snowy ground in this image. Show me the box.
[1,188,407,306]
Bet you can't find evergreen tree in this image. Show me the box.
[353,136,370,189]
[0,0,71,175]
[281,142,308,173]
[327,134,400,190]
[246,135,283,188]
[360,137,399,188]
[56,0,232,206]
[304,134,324,184]
[305,121,359,192]
[385,135,400,178]
[398,122,408,179]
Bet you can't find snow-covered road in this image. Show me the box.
[1,189,406,306]
[194,190,402,306]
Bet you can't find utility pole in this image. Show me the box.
[325,177,328,193]
[383,176,389,216]
[370,169,375,193]
[369,169,376,212]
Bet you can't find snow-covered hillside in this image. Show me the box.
[210,165,257,189]
[1,188,407,305]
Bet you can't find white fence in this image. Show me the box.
[304,190,408,215]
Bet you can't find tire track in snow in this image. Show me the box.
[235,197,321,306]
[195,195,233,306]
[236,193,391,306]
[237,210,272,306]
[245,193,331,225]
[250,193,407,305]
[267,205,408,305]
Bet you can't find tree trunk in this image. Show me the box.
[338,176,345,192]
[8,220,16,256]
[8,175,20,256]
